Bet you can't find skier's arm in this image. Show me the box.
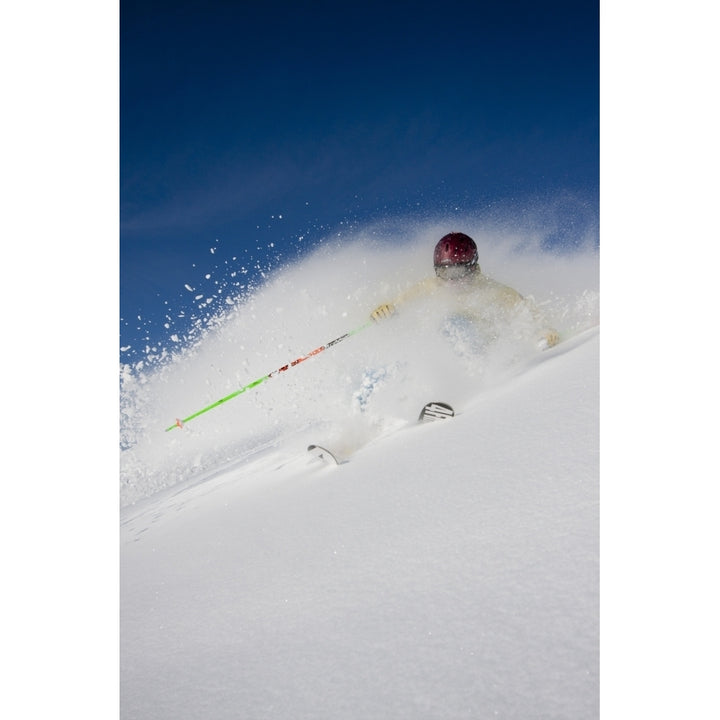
[523,297,560,349]
[369,277,436,322]
[516,292,560,349]
[487,276,560,349]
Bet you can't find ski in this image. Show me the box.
[418,401,455,422]
[307,444,345,465]
[308,402,455,465]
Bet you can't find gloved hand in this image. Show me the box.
[370,303,395,322]
[537,328,560,350]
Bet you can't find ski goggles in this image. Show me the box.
[434,262,477,281]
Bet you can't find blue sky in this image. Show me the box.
[121,0,598,360]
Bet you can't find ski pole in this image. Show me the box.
[166,319,374,431]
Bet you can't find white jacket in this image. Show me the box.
[372,270,560,349]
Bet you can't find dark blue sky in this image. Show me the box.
[121,0,598,361]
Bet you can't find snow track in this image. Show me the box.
[121,321,598,719]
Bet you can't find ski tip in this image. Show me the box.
[419,401,455,422]
[307,444,344,465]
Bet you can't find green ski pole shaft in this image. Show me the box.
[166,319,374,431]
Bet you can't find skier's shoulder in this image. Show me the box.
[475,272,524,304]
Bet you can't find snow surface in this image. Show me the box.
[120,220,599,719]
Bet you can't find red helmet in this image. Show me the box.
[433,232,478,278]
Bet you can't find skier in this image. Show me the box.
[369,232,560,350]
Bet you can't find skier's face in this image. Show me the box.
[435,262,477,281]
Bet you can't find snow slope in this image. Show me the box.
[120,219,599,719]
